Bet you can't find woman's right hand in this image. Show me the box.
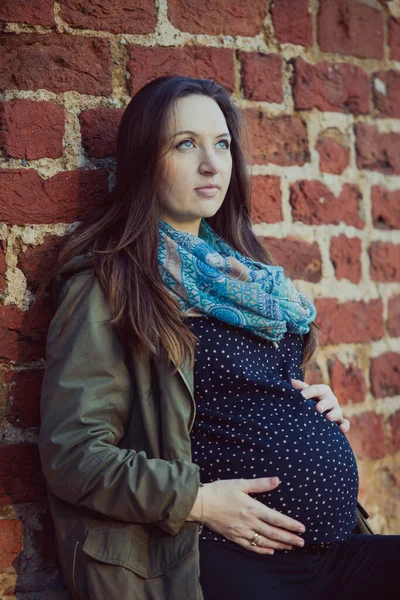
[188,477,306,555]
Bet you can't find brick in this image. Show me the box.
[347,412,386,460]
[0,239,6,295]
[370,352,400,398]
[330,235,362,284]
[7,369,43,429]
[388,295,400,338]
[304,361,323,385]
[0,169,109,225]
[245,111,310,166]
[0,444,46,504]
[355,123,400,175]
[261,236,322,283]
[0,99,65,160]
[80,108,124,159]
[316,129,350,175]
[369,242,400,282]
[240,53,283,103]
[0,519,23,571]
[270,0,312,47]
[371,186,400,230]
[388,410,400,455]
[388,17,400,61]
[291,58,370,115]
[289,181,364,229]
[373,70,400,119]
[0,33,111,96]
[0,298,52,362]
[317,0,384,59]
[0,0,54,26]
[250,175,282,224]
[328,357,366,405]
[18,234,69,294]
[59,0,156,34]
[315,298,383,345]
[167,0,266,36]
[127,46,235,96]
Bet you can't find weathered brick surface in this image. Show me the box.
[0,99,65,160]
[0,300,52,362]
[369,242,400,282]
[250,175,282,224]
[330,235,361,284]
[7,369,43,429]
[0,0,54,26]
[291,58,370,114]
[0,34,112,95]
[261,236,322,283]
[315,298,383,345]
[371,186,400,230]
[370,352,400,399]
[316,130,350,175]
[270,0,312,47]
[373,70,400,119]
[0,519,23,571]
[388,17,400,61]
[59,0,156,34]
[355,124,400,175]
[18,234,69,294]
[389,410,400,455]
[317,0,384,59]
[245,111,310,166]
[347,412,386,460]
[168,0,266,36]
[289,181,364,228]
[127,46,235,96]
[328,357,366,405]
[80,108,124,158]
[240,53,283,103]
[0,240,6,295]
[0,169,109,225]
[387,295,400,337]
[0,444,47,504]
[304,361,323,385]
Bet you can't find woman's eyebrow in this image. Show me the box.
[171,130,232,139]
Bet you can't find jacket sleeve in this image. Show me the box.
[39,273,200,536]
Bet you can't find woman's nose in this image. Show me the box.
[199,150,219,174]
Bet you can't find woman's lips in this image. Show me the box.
[195,187,220,197]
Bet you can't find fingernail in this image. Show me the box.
[297,526,306,532]
[300,391,307,397]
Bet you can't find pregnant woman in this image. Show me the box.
[37,75,400,600]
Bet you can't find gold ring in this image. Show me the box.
[249,532,261,546]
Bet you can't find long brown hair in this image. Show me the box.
[35,75,317,370]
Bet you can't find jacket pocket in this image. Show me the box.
[81,522,197,580]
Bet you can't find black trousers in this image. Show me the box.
[199,534,400,600]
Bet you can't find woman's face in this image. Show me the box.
[157,94,233,236]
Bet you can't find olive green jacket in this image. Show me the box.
[39,254,203,600]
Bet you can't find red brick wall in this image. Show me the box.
[0,0,399,595]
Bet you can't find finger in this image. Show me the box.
[339,419,351,432]
[241,476,281,494]
[300,384,331,399]
[315,398,336,413]
[243,534,293,551]
[290,378,310,390]
[325,408,343,422]
[235,539,275,555]
[259,507,306,533]
[257,523,305,547]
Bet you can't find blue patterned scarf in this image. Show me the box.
[158,219,316,347]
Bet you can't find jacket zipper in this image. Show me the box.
[176,366,196,433]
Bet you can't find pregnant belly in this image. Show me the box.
[191,392,359,545]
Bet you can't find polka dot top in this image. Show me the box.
[186,315,359,549]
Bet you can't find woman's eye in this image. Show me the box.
[177,139,195,149]
[217,139,231,149]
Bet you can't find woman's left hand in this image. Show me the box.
[290,379,350,433]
